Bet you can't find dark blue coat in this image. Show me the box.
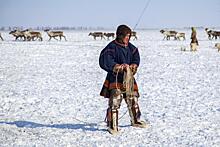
[99,40,140,98]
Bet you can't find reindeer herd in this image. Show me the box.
[9,29,43,41]
[0,30,135,41]
[88,31,137,40]
[159,28,220,52]
[160,29,186,40]
[88,28,220,42]
[0,28,220,51]
[160,28,220,41]
[0,29,67,41]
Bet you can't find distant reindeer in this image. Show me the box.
[89,32,105,40]
[160,30,177,40]
[212,31,220,40]
[9,30,26,41]
[11,29,40,41]
[0,33,3,41]
[44,29,67,41]
[215,43,220,52]
[22,29,33,41]
[205,28,220,40]
[205,28,213,40]
[104,32,115,40]
[131,31,138,40]
[28,30,43,41]
[176,32,186,40]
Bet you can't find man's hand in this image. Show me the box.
[113,64,123,73]
[129,64,138,75]
[121,64,129,72]
[113,64,129,73]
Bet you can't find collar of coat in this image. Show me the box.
[114,40,129,47]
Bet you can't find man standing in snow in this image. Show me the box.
[190,27,199,51]
[99,24,149,134]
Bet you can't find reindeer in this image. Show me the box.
[44,29,67,41]
[26,30,43,41]
[30,31,43,41]
[131,31,138,40]
[215,43,220,52]
[160,30,177,40]
[205,28,213,40]
[205,28,220,40]
[211,31,220,40]
[0,33,3,41]
[22,29,34,41]
[9,30,26,41]
[89,32,105,40]
[104,32,115,40]
[176,32,186,40]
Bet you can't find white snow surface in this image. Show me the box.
[0,29,220,146]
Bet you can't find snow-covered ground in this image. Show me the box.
[0,29,220,146]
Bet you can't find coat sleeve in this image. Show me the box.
[99,47,117,72]
[131,47,140,66]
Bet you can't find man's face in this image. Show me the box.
[123,33,130,44]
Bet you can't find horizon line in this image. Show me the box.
[0,26,220,31]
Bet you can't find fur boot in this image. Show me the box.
[106,108,119,135]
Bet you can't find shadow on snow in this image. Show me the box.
[0,120,106,132]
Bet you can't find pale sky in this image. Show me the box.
[0,0,219,29]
